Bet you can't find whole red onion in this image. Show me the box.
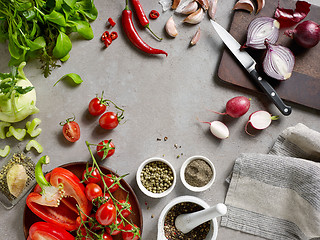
[285,20,320,48]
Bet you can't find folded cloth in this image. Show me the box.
[221,123,320,240]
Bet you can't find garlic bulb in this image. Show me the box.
[183,8,204,24]
[165,16,178,37]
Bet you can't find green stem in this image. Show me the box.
[124,0,129,10]
[146,24,163,41]
[35,155,51,191]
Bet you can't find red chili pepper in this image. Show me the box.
[108,17,116,27]
[149,10,160,19]
[26,156,91,231]
[28,222,75,240]
[110,31,118,40]
[131,0,162,41]
[122,0,167,56]
[104,37,112,47]
[101,31,109,41]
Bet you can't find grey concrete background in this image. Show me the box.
[0,0,319,239]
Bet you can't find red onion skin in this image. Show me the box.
[285,21,320,48]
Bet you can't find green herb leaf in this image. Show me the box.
[54,73,83,86]
[44,10,67,26]
[52,31,72,59]
[69,20,94,39]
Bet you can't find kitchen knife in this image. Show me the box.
[210,20,292,116]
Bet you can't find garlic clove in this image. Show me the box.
[165,16,178,37]
[183,8,204,24]
[196,0,209,10]
[233,0,255,14]
[7,164,28,198]
[172,0,182,10]
[256,0,265,13]
[208,0,218,19]
[190,27,201,45]
[179,1,198,15]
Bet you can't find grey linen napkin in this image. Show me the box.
[221,123,320,240]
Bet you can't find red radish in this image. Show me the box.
[245,110,279,136]
[210,96,251,118]
[199,120,229,139]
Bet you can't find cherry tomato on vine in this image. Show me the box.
[99,112,119,130]
[122,224,140,240]
[102,233,113,240]
[106,217,124,235]
[85,183,103,202]
[60,116,80,142]
[95,202,117,226]
[82,167,101,184]
[96,140,115,159]
[89,98,107,116]
[117,200,132,218]
[101,174,119,193]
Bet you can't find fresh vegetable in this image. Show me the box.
[88,92,109,116]
[101,174,120,193]
[183,8,205,24]
[110,32,118,41]
[99,112,122,130]
[245,110,279,136]
[26,118,42,137]
[95,202,117,226]
[26,156,91,231]
[208,0,219,19]
[82,167,102,184]
[209,96,251,118]
[172,0,181,10]
[7,126,26,141]
[0,62,39,122]
[102,233,113,240]
[233,0,255,14]
[131,0,162,41]
[243,17,280,49]
[117,200,132,218]
[96,140,115,159]
[149,10,160,19]
[274,0,311,28]
[7,164,28,198]
[165,16,178,38]
[263,40,295,80]
[26,140,44,153]
[0,122,10,139]
[0,0,97,77]
[285,20,320,48]
[108,18,116,27]
[106,217,125,235]
[85,183,103,202]
[54,73,83,86]
[122,0,167,56]
[175,1,198,15]
[190,27,201,46]
[196,0,209,10]
[122,224,141,240]
[0,145,10,157]
[206,120,230,139]
[101,31,110,42]
[28,222,75,240]
[60,116,80,142]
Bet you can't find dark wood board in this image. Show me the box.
[218,0,320,110]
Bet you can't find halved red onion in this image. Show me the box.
[244,17,280,49]
[263,40,295,81]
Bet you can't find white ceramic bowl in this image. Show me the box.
[157,195,219,240]
[136,157,176,198]
[180,155,216,192]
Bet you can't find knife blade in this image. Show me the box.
[210,20,292,116]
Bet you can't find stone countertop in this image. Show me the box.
[0,0,319,239]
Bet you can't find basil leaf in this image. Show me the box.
[54,73,83,86]
[26,36,46,51]
[69,20,93,39]
[44,10,66,26]
[52,31,72,59]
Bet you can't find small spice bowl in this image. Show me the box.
[136,157,176,198]
[180,155,216,192]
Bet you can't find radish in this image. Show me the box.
[245,110,279,136]
[199,120,229,139]
[210,96,251,118]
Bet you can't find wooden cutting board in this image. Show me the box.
[218,0,320,110]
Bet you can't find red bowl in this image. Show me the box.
[23,162,143,239]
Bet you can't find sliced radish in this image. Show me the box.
[199,119,229,139]
[210,96,251,118]
[245,110,279,135]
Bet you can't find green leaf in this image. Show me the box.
[26,36,46,51]
[55,0,63,10]
[52,31,72,59]
[64,0,77,8]
[44,10,66,26]
[69,20,93,39]
[54,73,83,86]
[22,9,36,21]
